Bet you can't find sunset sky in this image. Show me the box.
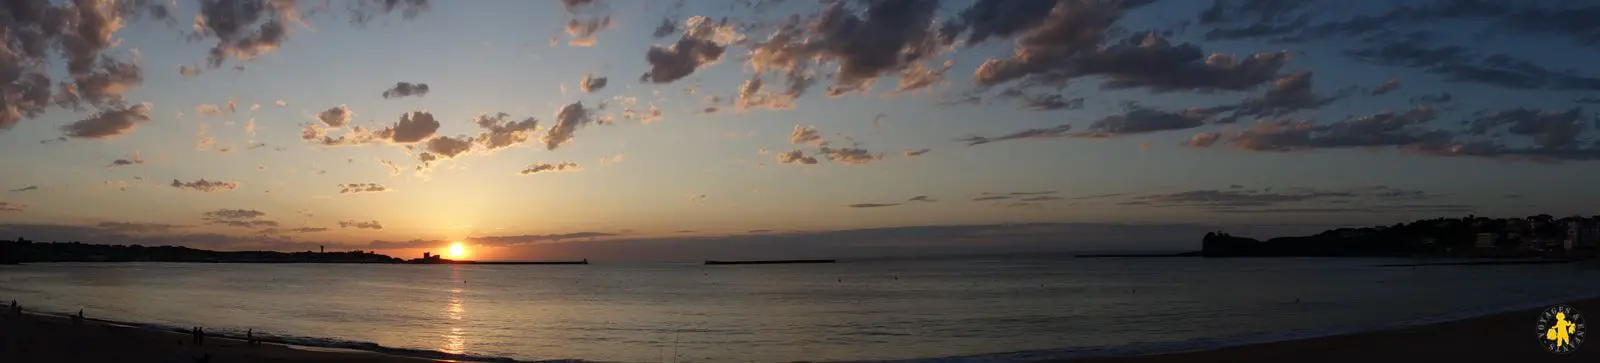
[2,0,1599,261]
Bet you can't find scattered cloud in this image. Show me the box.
[541,102,595,150]
[904,149,930,157]
[338,220,384,230]
[819,147,882,165]
[788,125,825,146]
[316,105,353,127]
[775,149,818,165]
[338,183,391,194]
[849,203,900,208]
[107,152,145,167]
[1371,78,1401,96]
[579,73,608,93]
[170,179,240,192]
[201,209,278,228]
[9,186,39,193]
[381,82,430,99]
[472,112,541,152]
[0,202,26,212]
[520,162,580,175]
[60,104,153,139]
[643,16,743,84]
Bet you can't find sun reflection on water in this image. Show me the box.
[442,268,467,355]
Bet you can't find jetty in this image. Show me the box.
[704,259,836,265]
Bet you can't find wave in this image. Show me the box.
[849,291,1600,363]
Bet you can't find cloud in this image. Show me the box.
[380,82,430,99]
[179,65,201,78]
[652,17,676,38]
[904,148,930,156]
[788,125,825,146]
[106,152,144,167]
[565,16,611,47]
[338,220,383,230]
[0,0,148,131]
[418,135,474,165]
[316,105,353,127]
[1346,40,1600,91]
[170,179,240,192]
[1074,105,1211,138]
[1123,185,1441,212]
[472,112,541,152]
[1185,132,1221,148]
[541,102,595,150]
[192,0,299,68]
[338,183,390,194]
[520,162,580,175]
[376,111,440,143]
[643,16,743,84]
[908,195,936,202]
[275,100,288,107]
[347,0,431,25]
[60,103,153,139]
[745,0,942,96]
[849,203,900,208]
[9,186,39,193]
[776,149,818,165]
[957,125,1073,146]
[1015,93,1086,111]
[201,209,278,228]
[368,232,622,250]
[819,147,882,165]
[379,159,402,176]
[1371,78,1401,96]
[579,73,608,93]
[0,202,26,212]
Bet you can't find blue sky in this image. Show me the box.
[1,0,1598,260]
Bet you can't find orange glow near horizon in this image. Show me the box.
[447,242,468,259]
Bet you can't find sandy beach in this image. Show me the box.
[1,311,432,363]
[2,299,1595,362]
[1059,298,1599,363]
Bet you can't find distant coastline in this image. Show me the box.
[0,238,592,265]
[1199,214,1600,260]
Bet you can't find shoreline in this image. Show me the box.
[5,296,1598,362]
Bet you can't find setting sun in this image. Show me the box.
[446,242,467,259]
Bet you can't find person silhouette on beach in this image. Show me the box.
[1546,312,1576,348]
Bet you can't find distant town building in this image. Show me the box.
[1566,220,1599,251]
[1476,233,1498,248]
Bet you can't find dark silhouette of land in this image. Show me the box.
[704,259,837,265]
[0,238,587,265]
[1201,214,1600,259]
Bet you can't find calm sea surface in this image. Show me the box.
[2,256,1598,362]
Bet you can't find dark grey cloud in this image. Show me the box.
[968,0,1151,87]
[378,111,440,143]
[0,0,153,131]
[1013,93,1086,111]
[419,135,473,164]
[957,125,1073,146]
[347,0,431,25]
[903,148,930,157]
[579,74,608,93]
[1202,105,1442,152]
[938,0,1061,45]
[1466,108,1586,148]
[520,162,580,175]
[643,16,740,84]
[8,186,38,193]
[745,0,943,96]
[316,105,353,127]
[1124,185,1439,212]
[381,82,429,99]
[848,203,900,208]
[170,179,239,192]
[542,102,595,150]
[908,195,936,202]
[653,17,676,38]
[1075,105,1211,138]
[191,0,295,68]
[1345,40,1600,91]
[338,220,383,230]
[59,103,152,139]
[338,183,390,194]
[565,16,611,47]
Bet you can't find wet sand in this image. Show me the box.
[1056,298,1598,363]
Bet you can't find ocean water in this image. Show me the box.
[2,256,1599,362]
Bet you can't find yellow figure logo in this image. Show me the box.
[1546,312,1575,348]
[1537,305,1585,354]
